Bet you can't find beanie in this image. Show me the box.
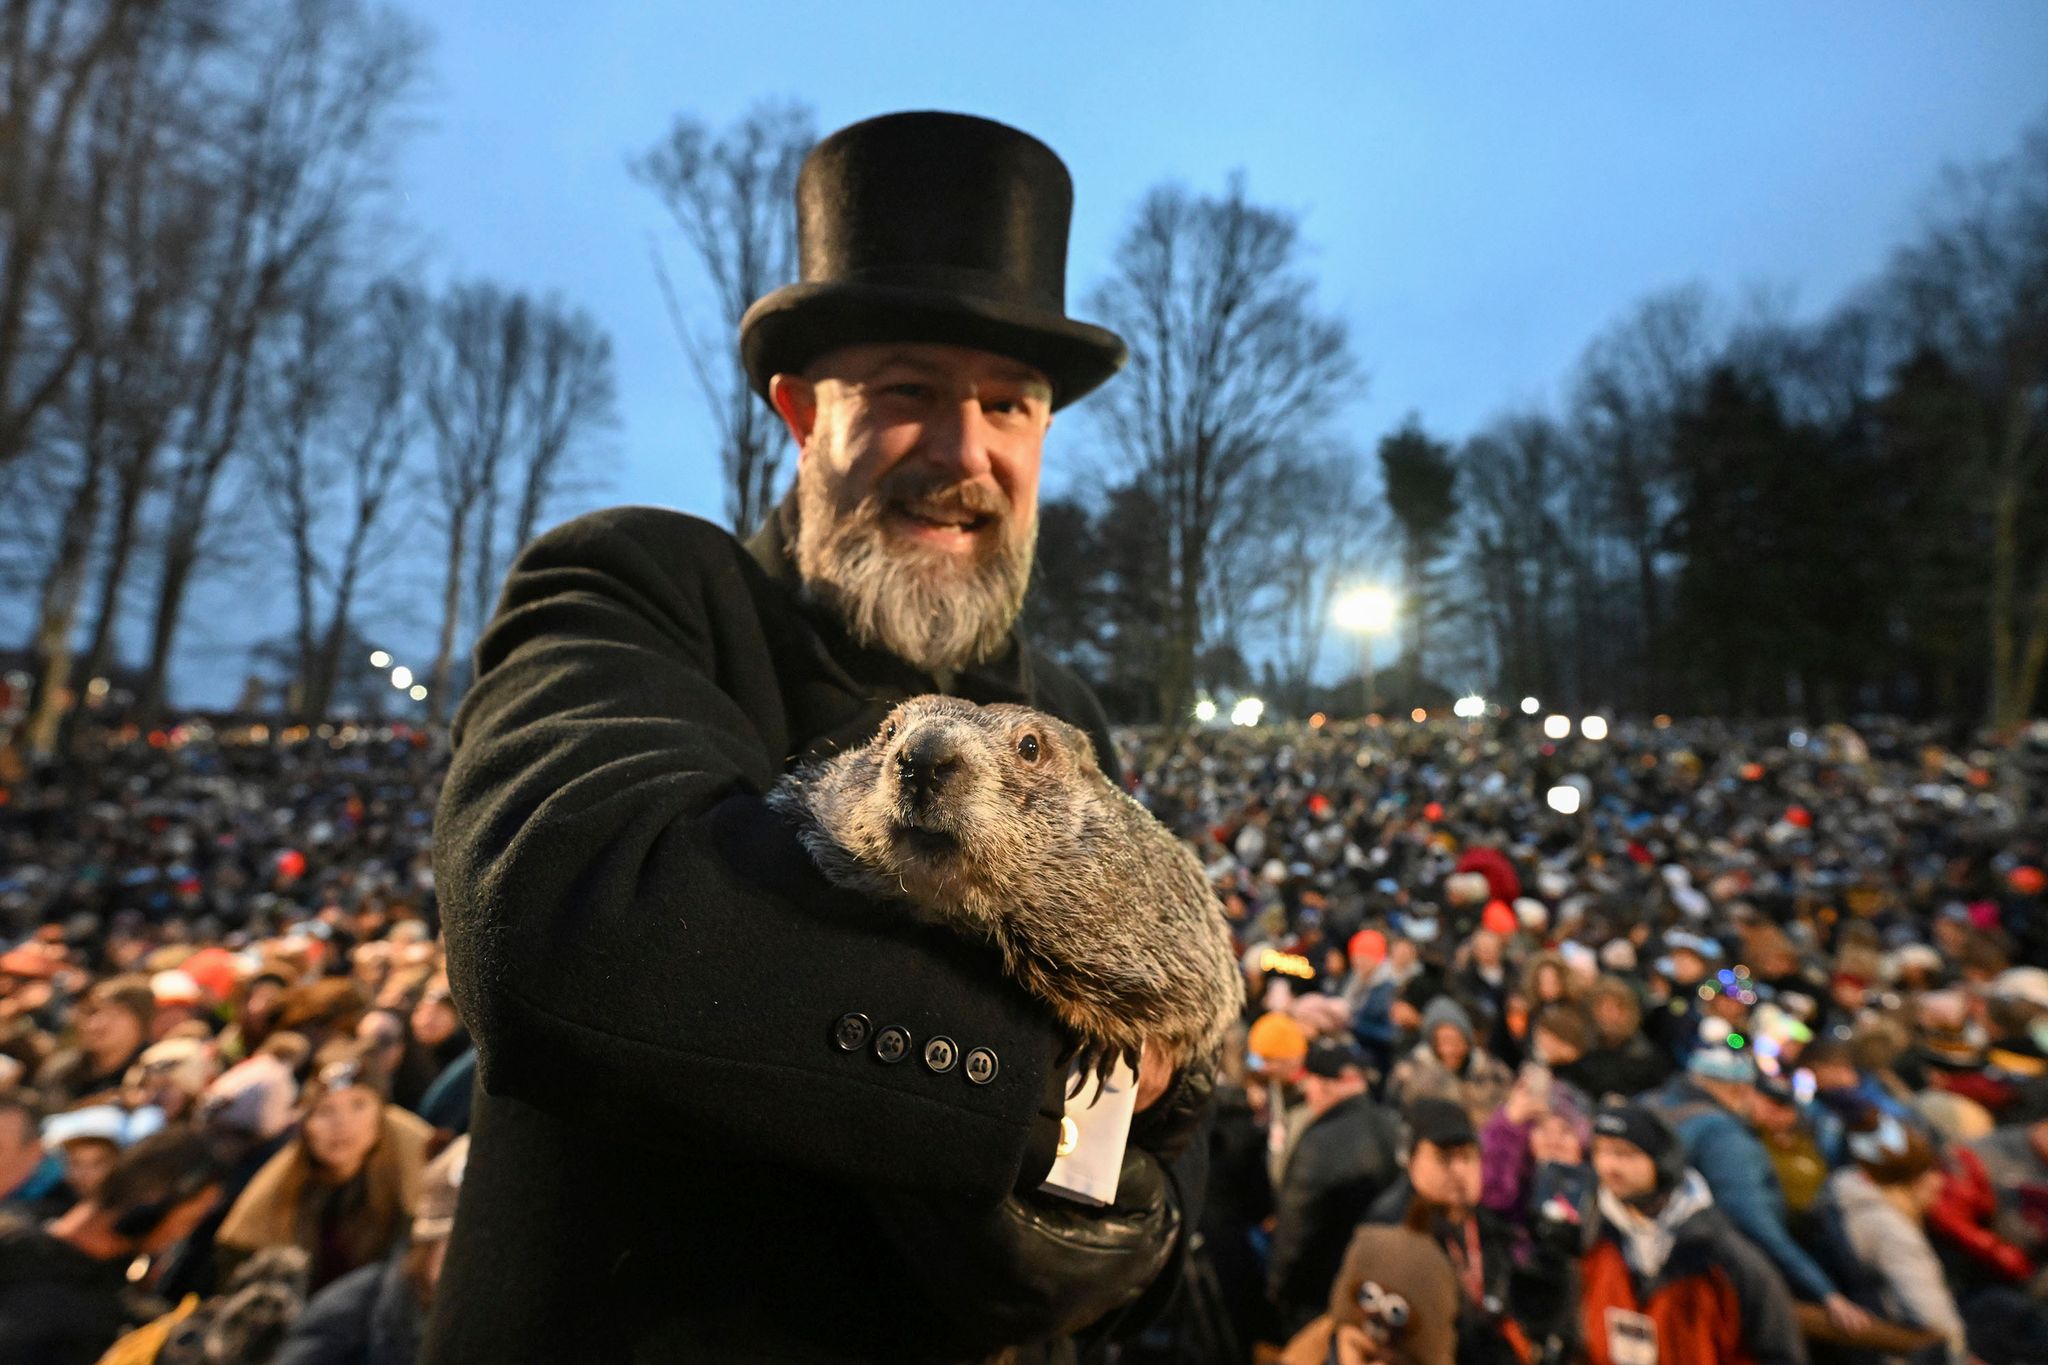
[1593,1101,1686,1192]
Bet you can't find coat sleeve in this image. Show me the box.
[1687,1117,1839,1303]
[1718,1231,1811,1365]
[434,511,1064,1202]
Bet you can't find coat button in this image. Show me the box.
[874,1025,912,1064]
[832,1013,871,1052]
[923,1036,958,1074]
[964,1047,999,1085]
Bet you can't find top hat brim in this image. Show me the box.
[740,281,1127,412]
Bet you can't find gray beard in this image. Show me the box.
[792,463,1035,676]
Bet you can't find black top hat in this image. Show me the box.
[739,111,1127,410]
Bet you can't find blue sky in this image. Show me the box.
[112,2,2048,702]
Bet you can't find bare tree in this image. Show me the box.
[1566,283,1719,708]
[0,0,161,472]
[1882,117,2048,731]
[1265,451,1380,712]
[422,282,525,724]
[255,274,421,722]
[1087,174,1359,725]
[132,0,424,721]
[509,301,616,554]
[633,100,810,534]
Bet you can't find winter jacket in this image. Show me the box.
[1387,999,1515,1127]
[426,504,1207,1363]
[1577,1176,1805,1365]
[1826,1167,1967,1364]
[273,1250,425,1365]
[0,1213,133,1365]
[1928,1145,2034,1285]
[1648,1074,1840,1304]
[1266,1093,1403,1333]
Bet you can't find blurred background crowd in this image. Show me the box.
[1,713,2044,1364]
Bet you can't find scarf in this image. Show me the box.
[1597,1169,1712,1279]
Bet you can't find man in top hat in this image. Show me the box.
[428,112,1209,1362]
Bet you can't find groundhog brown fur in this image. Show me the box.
[768,695,1240,1095]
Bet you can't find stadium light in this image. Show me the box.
[1581,715,1609,741]
[1453,694,1485,719]
[369,650,391,669]
[1230,697,1265,727]
[1193,698,1218,724]
[1547,784,1583,815]
[390,665,414,690]
[1542,714,1571,741]
[1520,696,1540,715]
[1333,585,1398,716]
[409,684,428,702]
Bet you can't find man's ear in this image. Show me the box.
[769,373,818,452]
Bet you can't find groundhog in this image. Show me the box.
[768,695,1240,1096]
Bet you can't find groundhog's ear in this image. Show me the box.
[1052,718,1101,773]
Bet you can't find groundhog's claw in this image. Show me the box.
[1062,1039,1144,1108]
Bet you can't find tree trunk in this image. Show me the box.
[137,533,198,722]
[429,509,469,726]
[78,448,149,686]
[21,459,107,755]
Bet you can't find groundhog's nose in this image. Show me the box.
[896,730,963,803]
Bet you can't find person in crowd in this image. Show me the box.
[1369,1098,1537,1365]
[0,1088,70,1217]
[214,1039,431,1293]
[1268,1038,1404,1334]
[391,980,467,1115]
[1819,1114,1967,1365]
[1388,997,1517,1127]
[1581,1101,1804,1365]
[1566,976,1670,1101]
[1276,1224,1461,1365]
[0,1130,223,1365]
[1356,934,1428,1073]
[271,1135,471,1365]
[1753,1071,1831,1217]
[1479,1064,1591,1224]
[1649,1022,1874,1333]
[36,976,155,1108]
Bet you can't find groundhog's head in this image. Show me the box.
[800,695,1107,919]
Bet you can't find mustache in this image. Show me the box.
[876,473,1008,523]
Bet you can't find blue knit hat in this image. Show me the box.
[1687,1018,1757,1084]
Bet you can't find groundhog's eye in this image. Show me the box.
[1017,733,1041,763]
[882,721,898,743]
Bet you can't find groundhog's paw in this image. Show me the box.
[1061,1037,1143,1107]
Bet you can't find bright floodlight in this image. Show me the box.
[1333,585,1398,634]
[1193,698,1218,723]
[369,650,391,669]
[390,665,414,690]
[1581,715,1609,741]
[1520,696,1540,715]
[1547,784,1583,815]
[1230,697,1265,727]
[1453,694,1485,719]
[1542,714,1571,741]
[408,684,428,702]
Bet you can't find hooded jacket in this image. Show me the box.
[1648,1073,1839,1304]
[1578,1172,1804,1365]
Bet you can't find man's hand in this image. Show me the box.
[1277,1317,1381,1365]
[1823,1293,1874,1335]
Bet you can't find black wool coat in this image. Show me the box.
[424,505,1206,1363]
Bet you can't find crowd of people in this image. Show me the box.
[0,711,2045,1364]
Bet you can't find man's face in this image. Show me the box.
[772,342,1052,674]
[1409,1138,1482,1212]
[1592,1135,1658,1202]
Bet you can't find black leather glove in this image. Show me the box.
[867,1140,1181,1360]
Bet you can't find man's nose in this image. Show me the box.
[896,729,964,802]
[919,398,996,481]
